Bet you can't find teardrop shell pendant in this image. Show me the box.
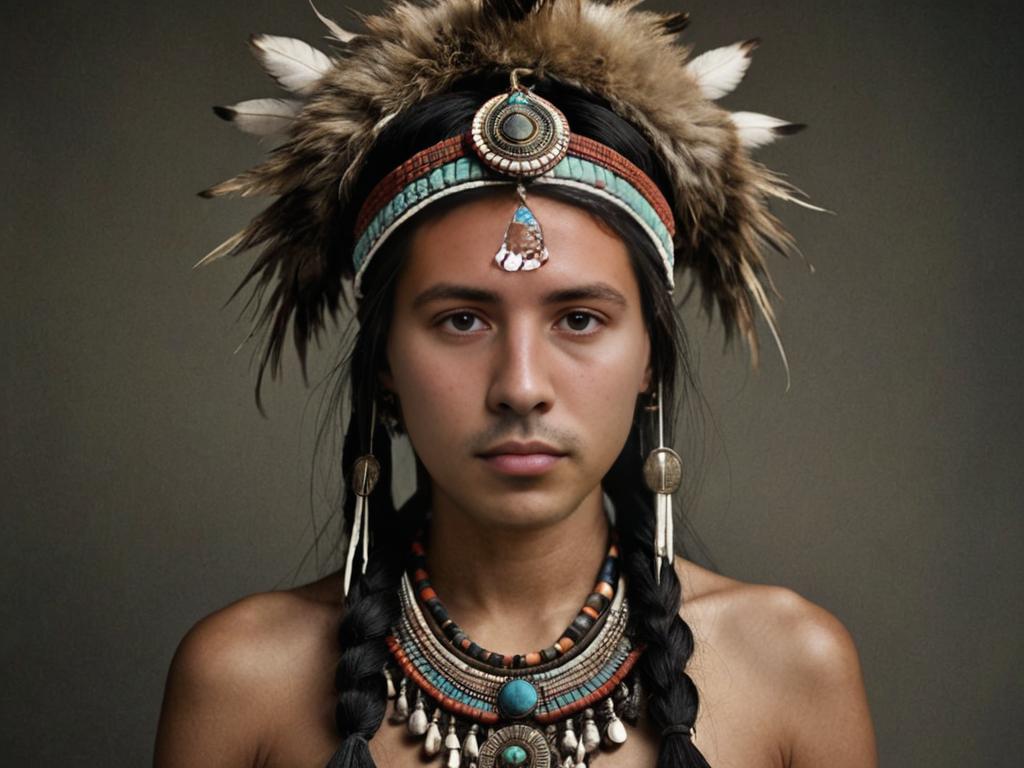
[495,184,548,273]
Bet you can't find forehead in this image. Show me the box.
[395,190,640,305]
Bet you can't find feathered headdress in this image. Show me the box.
[199,0,821,396]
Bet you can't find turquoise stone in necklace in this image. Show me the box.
[500,744,528,766]
[497,679,539,719]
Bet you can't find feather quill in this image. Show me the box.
[249,34,332,96]
[213,98,302,136]
[193,230,246,269]
[686,39,759,100]
[309,1,358,43]
[730,110,806,149]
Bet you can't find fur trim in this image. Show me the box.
[200,0,818,397]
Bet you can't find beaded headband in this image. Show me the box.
[199,0,822,390]
[351,116,678,298]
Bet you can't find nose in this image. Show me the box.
[486,319,555,417]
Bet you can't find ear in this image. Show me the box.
[639,340,653,394]
[640,362,653,394]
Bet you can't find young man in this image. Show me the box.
[156,2,877,766]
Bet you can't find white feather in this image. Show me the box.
[194,230,245,269]
[686,40,757,100]
[730,111,797,149]
[250,34,332,96]
[218,98,302,136]
[309,0,358,43]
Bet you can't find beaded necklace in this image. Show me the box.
[384,533,643,768]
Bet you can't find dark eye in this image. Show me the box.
[561,311,599,333]
[443,312,484,333]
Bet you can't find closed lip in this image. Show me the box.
[477,441,567,457]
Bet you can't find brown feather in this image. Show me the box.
[202,0,818,387]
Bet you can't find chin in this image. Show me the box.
[442,481,589,532]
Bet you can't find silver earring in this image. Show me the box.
[642,380,682,583]
[344,401,381,595]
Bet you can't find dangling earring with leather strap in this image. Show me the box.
[643,379,682,583]
[344,400,381,595]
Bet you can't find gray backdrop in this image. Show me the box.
[2,0,1021,765]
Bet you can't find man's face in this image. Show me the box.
[384,191,651,530]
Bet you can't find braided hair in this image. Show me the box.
[321,77,712,768]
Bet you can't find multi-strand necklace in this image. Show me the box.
[384,534,643,768]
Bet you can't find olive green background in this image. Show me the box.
[2,1,1021,765]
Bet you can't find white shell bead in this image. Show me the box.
[582,716,601,753]
[463,726,480,759]
[392,685,409,722]
[560,720,578,754]
[605,716,628,745]
[444,723,460,751]
[424,721,442,757]
[407,703,428,736]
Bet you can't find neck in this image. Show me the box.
[424,485,610,656]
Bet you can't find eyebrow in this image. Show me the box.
[411,281,629,309]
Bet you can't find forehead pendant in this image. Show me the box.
[470,69,570,273]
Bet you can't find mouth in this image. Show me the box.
[477,441,568,477]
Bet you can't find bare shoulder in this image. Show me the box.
[154,573,345,767]
[174,573,342,679]
[676,559,860,682]
[673,559,877,767]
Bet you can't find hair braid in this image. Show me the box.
[327,399,423,766]
[605,423,711,768]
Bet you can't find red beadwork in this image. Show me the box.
[386,636,500,724]
[533,647,644,724]
[353,132,675,248]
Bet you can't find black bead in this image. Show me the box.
[586,594,608,612]
[572,615,595,635]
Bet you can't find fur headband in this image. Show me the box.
[199,0,822,393]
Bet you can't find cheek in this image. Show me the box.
[560,330,649,453]
[387,330,477,448]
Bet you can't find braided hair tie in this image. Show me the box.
[661,723,696,739]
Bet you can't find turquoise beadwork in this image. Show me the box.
[497,679,539,718]
[500,744,528,766]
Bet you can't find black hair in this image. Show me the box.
[324,76,711,768]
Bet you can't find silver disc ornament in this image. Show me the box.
[470,85,570,177]
[477,724,552,768]
[643,447,682,495]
